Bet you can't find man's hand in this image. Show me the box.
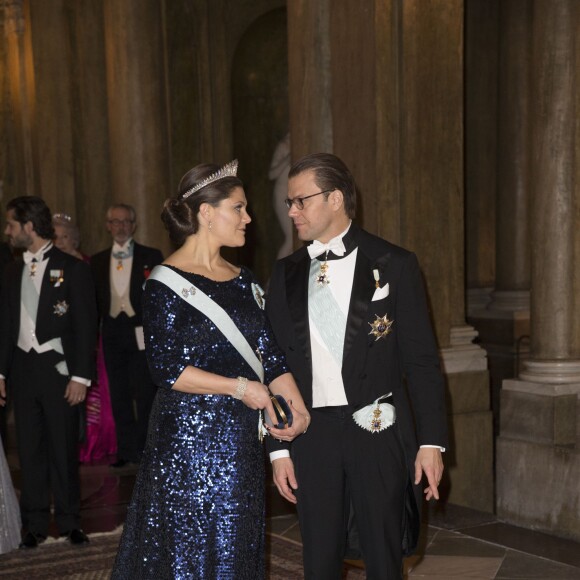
[64,379,87,406]
[414,447,444,501]
[272,457,298,504]
[0,378,6,407]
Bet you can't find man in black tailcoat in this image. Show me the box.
[0,196,97,548]
[266,153,448,579]
[91,204,162,469]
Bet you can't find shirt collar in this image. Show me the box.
[112,238,133,254]
[23,241,53,264]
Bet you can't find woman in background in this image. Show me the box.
[52,214,116,463]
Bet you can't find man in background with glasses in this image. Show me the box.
[266,153,447,579]
[91,204,163,471]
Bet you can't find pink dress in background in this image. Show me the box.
[79,253,116,462]
[79,336,117,462]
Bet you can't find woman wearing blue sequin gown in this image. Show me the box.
[111,161,310,580]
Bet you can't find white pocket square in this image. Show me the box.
[371,283,389,301]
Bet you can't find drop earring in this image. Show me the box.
[208,221,213,231]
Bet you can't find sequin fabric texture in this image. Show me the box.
[112,266,288,579]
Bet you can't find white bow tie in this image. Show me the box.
[23,242,52,264]
[307,238,346,259]
[23,249,48,265]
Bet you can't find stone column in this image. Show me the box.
[2,0,38,198]
[66,0,112,254]
[497,0,580,540]
[286,0,332,160]
[103,0,170,254]
[465,0,498,314]
[26,0,80,212]
[491,0,531,312]
[469,0,532,435]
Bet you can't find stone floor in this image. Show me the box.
[4,444,580,579]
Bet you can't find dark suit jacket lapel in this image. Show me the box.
[285,249,312,363]
[37,248,59,327]
[342,242,392,364]
[343,250,375,361]
[9,261,25,340]
[130,242,142,302]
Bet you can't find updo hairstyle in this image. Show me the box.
[161,163,243,247]
[52,213,81,250]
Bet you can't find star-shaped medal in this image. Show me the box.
[53,300,69,317]
[316,261,330,286]
[368,314,393,341]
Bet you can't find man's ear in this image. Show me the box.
[330,189,345,211]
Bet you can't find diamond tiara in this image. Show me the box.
[53,213,72,222]
[181,159,239,200]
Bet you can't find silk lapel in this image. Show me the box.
[36,249,59,325]
[342,248,392,362]
[285,250,312,363]
[13,260,25,318]
[342,250,375,361]
[129,242,141,301]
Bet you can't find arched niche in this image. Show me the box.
[231,8,289,285]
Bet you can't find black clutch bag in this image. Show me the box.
[264,394,293,429]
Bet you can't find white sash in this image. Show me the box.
[147,265,265,383]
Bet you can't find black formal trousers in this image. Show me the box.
[102,313,156,462]
[292,406,406,580]
[12,348,81,535]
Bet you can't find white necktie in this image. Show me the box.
[307,237,346,259]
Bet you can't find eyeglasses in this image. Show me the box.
[284,189,334,210]
[107,219,134,227]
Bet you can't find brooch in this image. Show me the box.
[182,286,196,298]
[368,314,393,341]
[50,269,64,287]
[143,266,151,279]
[252,283,265,309]
[53,300,69,316]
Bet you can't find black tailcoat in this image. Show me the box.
[266,224,448,510]
[0,246,97,379]
[91,242,163,326]
[0,246,97,534]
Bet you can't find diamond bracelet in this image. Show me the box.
[233,376,248,400]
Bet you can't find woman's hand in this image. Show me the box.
[268,400,311,442]
[240,380,277,425]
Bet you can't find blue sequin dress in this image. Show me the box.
[112,266,288,579]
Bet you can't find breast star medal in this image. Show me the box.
[53,300,69,316]
[368,314,393,341]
